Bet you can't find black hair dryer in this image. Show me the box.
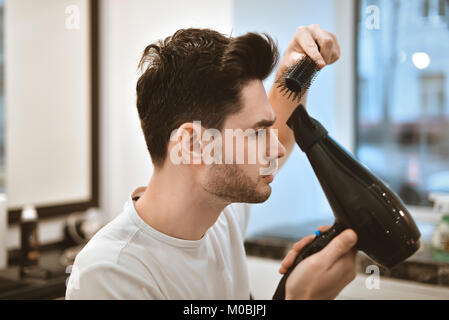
[272,104,421,300]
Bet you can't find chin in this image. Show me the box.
[252,185,272,203]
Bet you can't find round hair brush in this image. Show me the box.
[275,55,320,103]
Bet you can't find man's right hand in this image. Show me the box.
[279,226,358,300]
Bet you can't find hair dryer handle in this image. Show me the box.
[272,221,347,300]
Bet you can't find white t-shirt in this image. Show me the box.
[65,186,252,300]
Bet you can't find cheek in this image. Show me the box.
[221,138,234,164]
[221,134,255,164]
[238,163,261,182]
[219,132,267,166]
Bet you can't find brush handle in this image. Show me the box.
[272,221,347,300]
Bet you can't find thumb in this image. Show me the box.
[316,229,358,266]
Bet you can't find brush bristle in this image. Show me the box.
[275,56,319,103]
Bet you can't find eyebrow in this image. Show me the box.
[252,116,277,129]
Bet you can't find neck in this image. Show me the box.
[135,163,230,241]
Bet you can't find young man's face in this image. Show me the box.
[200,79,286,203]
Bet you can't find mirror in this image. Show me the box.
[4,0,98,224]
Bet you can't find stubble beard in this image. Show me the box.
[202,163,271,203]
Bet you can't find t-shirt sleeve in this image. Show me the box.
[229,202,252,239]
[65,261,164,300]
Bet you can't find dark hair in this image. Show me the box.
[136,28,279,167]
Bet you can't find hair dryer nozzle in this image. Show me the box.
[286,104,328,152]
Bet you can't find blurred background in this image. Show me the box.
[0,0,448,299]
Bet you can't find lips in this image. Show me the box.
[259,159,279,176]
[261,175,274,183]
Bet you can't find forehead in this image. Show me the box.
[224,80,275,129]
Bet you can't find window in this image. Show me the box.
[356,0,449,206]
[422,0,448,18]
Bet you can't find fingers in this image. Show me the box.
[328,248,358,285]
[316,229,358,267]
[293,24,340,69]
[279,234,315,274]
[317,225,331,233]
[295,26,325,68]
[279,225,331,274]
[309,24,340,65]
[278,225,353,274]
[291,234,315,252]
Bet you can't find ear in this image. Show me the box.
[177,121,203,165]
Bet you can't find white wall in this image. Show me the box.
[99,0,234,220]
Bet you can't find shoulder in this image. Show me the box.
[72,212,140,268]
[66,259,163,299]
[66,224,164,299]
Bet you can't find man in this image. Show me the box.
[66,24,358,300]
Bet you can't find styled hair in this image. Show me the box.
[136,28,279,167]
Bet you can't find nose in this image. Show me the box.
[267,129,286,160]
[277,140,286,159]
